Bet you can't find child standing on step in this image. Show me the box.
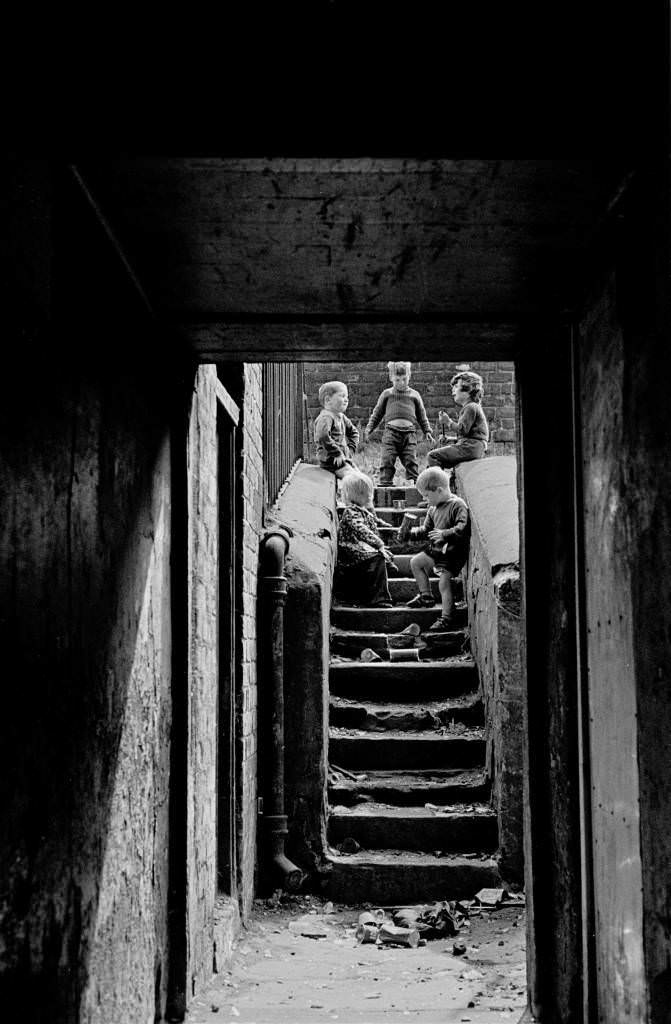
[335,473,395,608]
[364,361,434,486]
[399,466,470,631]
[314,380,361,479]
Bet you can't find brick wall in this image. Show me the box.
[303,361,516,456]
[238,364,264,919]
[186,365,220,997]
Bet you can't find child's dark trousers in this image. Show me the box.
[379,427,418,485]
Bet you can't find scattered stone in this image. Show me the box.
[339,837,361,854]
[452,940,467,956]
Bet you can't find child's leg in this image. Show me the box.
[362,553,392,606]
[438,569,455,618]
[335,463,359,479]
[378,428,398,485]
[400,432,419,481]
[410,551,435,596]
[427,444,462,469]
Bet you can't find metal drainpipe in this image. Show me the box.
[260,527,303,891]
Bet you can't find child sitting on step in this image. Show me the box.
[428,370,489,470]
[335,473,395,608]
[314,380,361,479]
[399,466,470,631]
[364,361,434,486]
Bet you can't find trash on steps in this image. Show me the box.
[393,900,465,938]
[378,922,421,948]
[388,648,420,662]
[360,648,382,662]
[329,763,368,782]
[473,887,526,909]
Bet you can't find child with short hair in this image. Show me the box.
[428,370,489,470]
[364,361,434,486]
[399,466,470,630]
[314,380,360,478]
[335,473,395,608]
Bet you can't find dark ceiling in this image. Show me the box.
[76,158,632,361]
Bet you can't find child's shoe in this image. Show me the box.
[406,593,435,608]
[428,614,455,631]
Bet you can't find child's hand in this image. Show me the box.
[333,454,345,468]
[425,431,434,444]
[428,528,444,543]
[438,410,451,426]
[363,429,370,442]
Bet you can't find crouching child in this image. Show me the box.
[335,473,395,608]
[399,466,470,630]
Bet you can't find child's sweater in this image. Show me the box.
[314,410,360,462]
[410,496,470,557]
[366,387,431,434]
[455,402,489,444]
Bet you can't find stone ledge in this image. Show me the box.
[455,456,519,574]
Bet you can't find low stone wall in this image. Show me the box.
[455,457,523,884]
[265,463,339,882]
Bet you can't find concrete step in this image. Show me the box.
[328,803,498,852]
[325,849,501,905]
[329,694,484,732]
[331,603,467,632]
[328,767,491,807]
[374,485,421,507]
[371,507,425,526]
[329,658,478,699]
[388,576,463,602]
[330,627,466,660]
[328,728,485,770]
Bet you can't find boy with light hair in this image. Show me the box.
[314,380,360,478]
[399,466,470,631]
[364,362,434,486]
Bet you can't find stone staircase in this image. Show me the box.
[326,483,500,904]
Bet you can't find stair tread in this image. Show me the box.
[330,627,465,640]
[329,726,484,740]
[333,602,466,611]
[330,803,495,818]
[330,695,481,713]
[331,656,475,671]
[326,849,498,866]
[329,767,487,784]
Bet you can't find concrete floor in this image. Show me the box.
[186,895,528,1023]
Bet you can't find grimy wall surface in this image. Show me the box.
[304,361,516,456]
[577,163,671,1022]
[0,349,174,1022]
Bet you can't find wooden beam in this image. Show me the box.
[215,379,240,425]
[184,320,523,363]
